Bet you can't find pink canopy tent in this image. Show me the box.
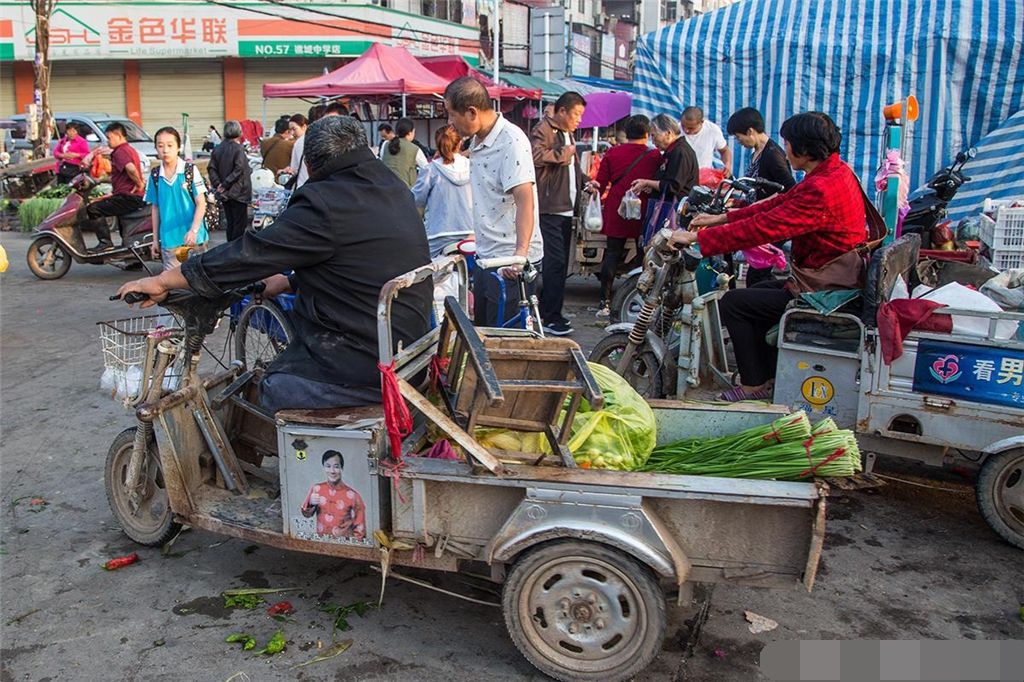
[418,55,541,101]
[262,43,451,102]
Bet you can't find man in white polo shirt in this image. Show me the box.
[682,106,733,175]
[443,77,543,327]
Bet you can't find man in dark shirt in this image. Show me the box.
[116,115,432,413]
[86,122,147,251]
[208,120,252,242]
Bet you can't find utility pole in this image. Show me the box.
[492,0,501,86]
[30,0,56,159]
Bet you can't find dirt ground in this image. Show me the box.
[1,228,1021,682]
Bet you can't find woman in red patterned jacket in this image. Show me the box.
[668,112,867,402]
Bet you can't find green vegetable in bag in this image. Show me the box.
[568,363,656,470]
[476,362,657,471]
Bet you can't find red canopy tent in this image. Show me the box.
[262,43,451,111]
[417,55,541,101]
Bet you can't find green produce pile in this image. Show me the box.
[17,198,64,231]
[640,412,862,480]
[17,183,110,231]
[476,362,657,471]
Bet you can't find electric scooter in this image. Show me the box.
[26,173,157,280]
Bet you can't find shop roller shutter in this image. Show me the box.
[140,59,223,142]
[50,61,126,117]
[244,58,336,130]
[0,65,15,117]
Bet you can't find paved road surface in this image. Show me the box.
[1,229,1021,682]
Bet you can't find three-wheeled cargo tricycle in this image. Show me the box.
[102,256,827,681]
[607,232,1024,551]
[770,234,1024,550]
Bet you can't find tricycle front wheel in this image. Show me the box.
[976,448,1024,550]
[502,540,666,682]
[105,427,181,546]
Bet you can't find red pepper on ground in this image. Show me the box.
[267,601,295,616]
[102,552,140,571]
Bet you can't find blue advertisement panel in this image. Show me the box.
[912,340,1024,410]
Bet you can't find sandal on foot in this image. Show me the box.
[719,386,773,402]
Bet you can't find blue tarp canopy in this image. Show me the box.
[946,111,1024,222]
[634,0,1024,201]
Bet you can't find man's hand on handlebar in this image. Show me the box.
[116,266,190,308]
[690,213,728,228]
[260,273,292,298]
[116,275,171,308]
[477,254,528,280]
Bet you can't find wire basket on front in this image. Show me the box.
[97,314,183,405]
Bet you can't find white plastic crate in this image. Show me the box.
[979,199,1024,270]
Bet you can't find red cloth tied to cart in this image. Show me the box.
[877,299,953,364]
[378,360,412,462]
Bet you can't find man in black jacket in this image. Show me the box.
[117,116,432,413]
[208,120,252,241]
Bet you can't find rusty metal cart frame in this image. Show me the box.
[104,255,826,682]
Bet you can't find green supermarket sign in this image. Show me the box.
[239,40,373,58]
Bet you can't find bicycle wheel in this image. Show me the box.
[234,299,294,370]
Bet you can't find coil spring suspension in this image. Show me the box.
[658,304,679,337]
[629,300,658,346]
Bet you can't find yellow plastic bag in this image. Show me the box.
[476,362,657,471]
[0,245,8,273]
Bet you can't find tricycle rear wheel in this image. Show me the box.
[502,540,666,682]
[105,427,181,546]
[976,448,1024,550]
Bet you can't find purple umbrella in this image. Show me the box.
[580,92,632,128]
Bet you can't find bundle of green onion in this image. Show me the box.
[641,412,861,481]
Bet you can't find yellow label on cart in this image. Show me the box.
[801,376,834,407]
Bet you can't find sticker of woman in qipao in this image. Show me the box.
[299,450,366,540]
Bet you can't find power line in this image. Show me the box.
[203,0,479,47]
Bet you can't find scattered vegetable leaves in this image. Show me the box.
[319,601,371,637]
[103,552,140,571]
[256,630,286,656]
[225,632,256,651]
[224,593,264,609]
[292,639,353,669]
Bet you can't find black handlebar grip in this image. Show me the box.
[110,292,150,304]
[754,179,786,193]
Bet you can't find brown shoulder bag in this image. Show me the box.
[785,182,888,296]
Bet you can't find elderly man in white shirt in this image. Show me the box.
[443,77,544,327]
[682,106,733,175]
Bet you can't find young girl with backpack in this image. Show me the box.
[145,126,209,270]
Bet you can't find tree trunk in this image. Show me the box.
[31,0,56,159]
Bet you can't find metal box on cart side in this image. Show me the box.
[276,423,385,548]
[774,309,865,429]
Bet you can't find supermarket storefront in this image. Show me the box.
[1,2,480,135]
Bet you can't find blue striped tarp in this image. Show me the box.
[633,0,1024,204]
[946,110,1024,222]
